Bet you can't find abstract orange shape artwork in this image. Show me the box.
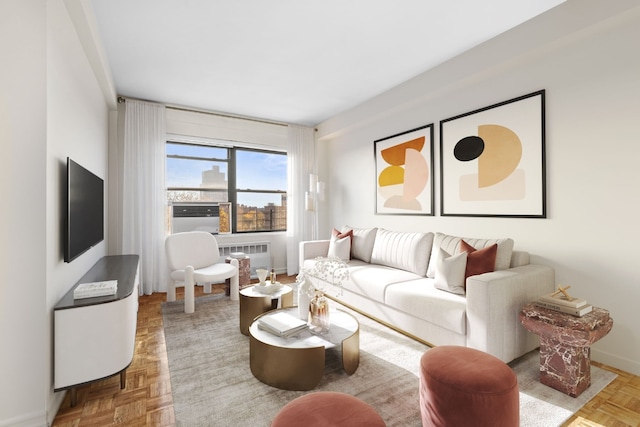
[477,124,522,188]
[381,136,425,166]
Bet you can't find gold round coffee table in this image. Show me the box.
[239,285,293,335]
[249,307,359,390]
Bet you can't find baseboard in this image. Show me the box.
[47,390,67,427]
[0,409,47,427]
[592,347,640,376]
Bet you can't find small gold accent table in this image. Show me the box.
[249,307,360,390]
[239,285,293,336]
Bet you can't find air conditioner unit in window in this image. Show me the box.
[171,203,220,234]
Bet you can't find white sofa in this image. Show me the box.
[299,227,555,363]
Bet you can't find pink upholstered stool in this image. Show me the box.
[271,391,386,427]
[419,346,519,427]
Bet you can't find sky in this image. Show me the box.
[166,143,287,207]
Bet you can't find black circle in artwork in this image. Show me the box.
[454,136,485,161]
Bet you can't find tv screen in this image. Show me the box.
[65,158,104,262]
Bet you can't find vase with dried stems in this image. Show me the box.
[296,257,349,334]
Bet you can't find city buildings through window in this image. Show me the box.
[166,141,287,233]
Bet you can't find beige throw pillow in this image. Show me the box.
[433,248,467,295]
[328,233,351,261]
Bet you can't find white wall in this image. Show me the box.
[0,1,48,426]
[0,1,110,426]
[317,0,640,375]
[46,0,109,421]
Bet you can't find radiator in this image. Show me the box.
[218,242,271,278]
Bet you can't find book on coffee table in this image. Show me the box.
[257,311,308,338]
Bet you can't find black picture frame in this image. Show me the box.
[439,90,546,218]
[374,124,434,216]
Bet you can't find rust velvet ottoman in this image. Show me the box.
[271,391,385,426]
[419,346,519,427]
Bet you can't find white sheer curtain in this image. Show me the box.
[122,100,168,295]
[286,125,316,275]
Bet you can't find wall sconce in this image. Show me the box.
[305,191,314,212]
[317,181,325,202]
[306,173,324,212]
[305,173,324,239]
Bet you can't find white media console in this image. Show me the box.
[54,255,140,406]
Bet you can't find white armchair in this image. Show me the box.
[165,231,239,313]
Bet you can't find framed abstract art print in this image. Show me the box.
[439,90,546,218]
[374,124,434,215]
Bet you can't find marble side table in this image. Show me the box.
[519,303,613,397]
[225,256,251,295]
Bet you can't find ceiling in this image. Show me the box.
[89,0,565,126]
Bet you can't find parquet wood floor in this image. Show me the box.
[52,276,640,426]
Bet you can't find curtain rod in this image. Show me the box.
[117,95,289,128]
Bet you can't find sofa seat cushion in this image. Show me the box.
[370,229,434,275]
[341,264,423,303]
[385,279,467,335]
[302,258,369,272]
[301,259,419,303]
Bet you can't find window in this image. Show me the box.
[166,141,287,233]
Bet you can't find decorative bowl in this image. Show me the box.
[254,281,282,294]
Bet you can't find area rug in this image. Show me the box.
[510,350,616,426]
[162,294,616,427]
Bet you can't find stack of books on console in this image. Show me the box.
[73,280,118,299]
[534,291,592,317]
[257,311,308,338]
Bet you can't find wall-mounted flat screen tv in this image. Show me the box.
[65,157,104,263]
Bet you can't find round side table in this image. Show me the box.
[249,307,360,390]
[239,285,293,335]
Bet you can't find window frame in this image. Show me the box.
[166,140,287,234]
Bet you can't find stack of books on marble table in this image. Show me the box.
[534,287,592,317]
[257,311,308,338]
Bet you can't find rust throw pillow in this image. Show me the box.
[459,240,497,281]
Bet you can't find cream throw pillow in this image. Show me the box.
[328,233,351,260]
[433,248,468,295]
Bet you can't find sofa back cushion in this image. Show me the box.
[341,226,378,262]
[370,229,434,275]
[426,232,514,278]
